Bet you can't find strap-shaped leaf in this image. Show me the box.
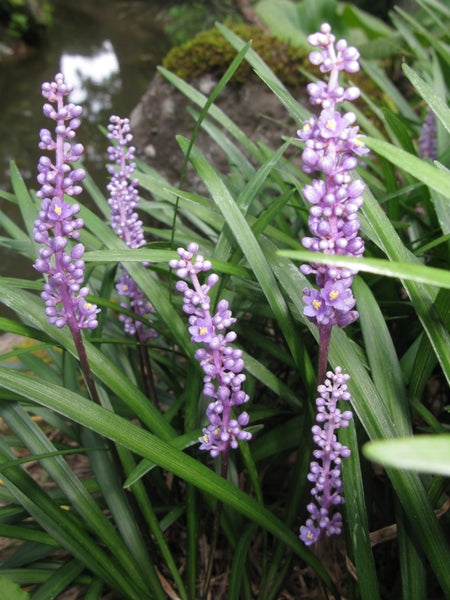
[0,366,337,594]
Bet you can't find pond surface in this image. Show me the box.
[0,0,172,295]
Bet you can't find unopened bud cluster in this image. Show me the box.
[107,115,156,341]
[300,368,352,546]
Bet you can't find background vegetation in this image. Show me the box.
[0,0,448,598]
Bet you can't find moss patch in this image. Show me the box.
[162,24,310,86]
[161,23,383,114]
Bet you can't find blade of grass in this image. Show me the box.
[340,420,381,600]
[276,250,450,289]
[402,63,450,135]
[216,23,310,124]
[9,162,37,242]
[264,240,450,595]
[0,283,177,440]
[363,435,450,475]
[0,437,147,600]
[30,559,84,600]
[0,367,338,595]
[0,403,154,597]
[228,523,258,600]
[354,277,411,436]
[176,136,310,382]
[364,136,449,196]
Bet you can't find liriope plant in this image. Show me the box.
[0,2,448,599]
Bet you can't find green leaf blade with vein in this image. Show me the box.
[364,136,450,196]
[363,435,450,476]
[276,250,450,288]
[0,367,337,594]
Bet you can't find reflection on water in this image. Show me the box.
[61,39,120,107]
[0,0,170,292]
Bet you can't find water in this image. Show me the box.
[0,0,171,310]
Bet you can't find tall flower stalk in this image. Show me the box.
[169,243,251,464]
[107,115,157,342]
[107,116,159,405]
[170,243,251,599]
[297,22,367,385]
[418,108,437,161]
[33,73,100,403]
[296,24,367,546]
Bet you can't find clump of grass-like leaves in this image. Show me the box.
[0,1,448,599]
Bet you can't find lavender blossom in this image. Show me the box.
[299,367,352,546]
[297,23,368,330]
[107,115,156,341]
[33,73,99,331]
[296,24,361,547]
[169,243,252,458]
[419,109,437,161]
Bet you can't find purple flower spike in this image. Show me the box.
[299,367,352,545]
[107,115,157,341]
[297,23,368,330]
[419,109,437,161]
[170,244,252,458]
[33,73,99,331]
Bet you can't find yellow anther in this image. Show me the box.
[312,299,322,310]
[329,290,339,300]
[203,434,209,443]
[303,123,312,132]
[54,204,62,216]
[199,326,208,336]
[326,119,337,131]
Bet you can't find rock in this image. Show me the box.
[130,72,307,191]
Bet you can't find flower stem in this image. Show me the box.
[70,324,101,405]
[317,324,332,386]
[201,447,230,600]
[136,336,160,410]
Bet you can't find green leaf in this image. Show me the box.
[176,136,303,366]
[0,525,58,548]
[276,249,450,288]
[364,136,450,196]
[254,0,309,46]
[9,162,37,242]
[29,559,84,600]
[0,403,153,598]
[0,367,337,594]
[357,184,450,388]
[0,576,30,600]
[363,435,450,476]
[216,23,310,123]
[359,58,417,122]
[228,523,258,600]
[0,438,146,600]
[340,421,380,600]
[0,283,177,441]
[158,67,260,159]
[83,249,177,264]
[402,63,450,136]
[354,277,411,436]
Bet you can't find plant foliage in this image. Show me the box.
[0,1,449,599]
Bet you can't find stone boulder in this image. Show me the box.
[130,72,306,191]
